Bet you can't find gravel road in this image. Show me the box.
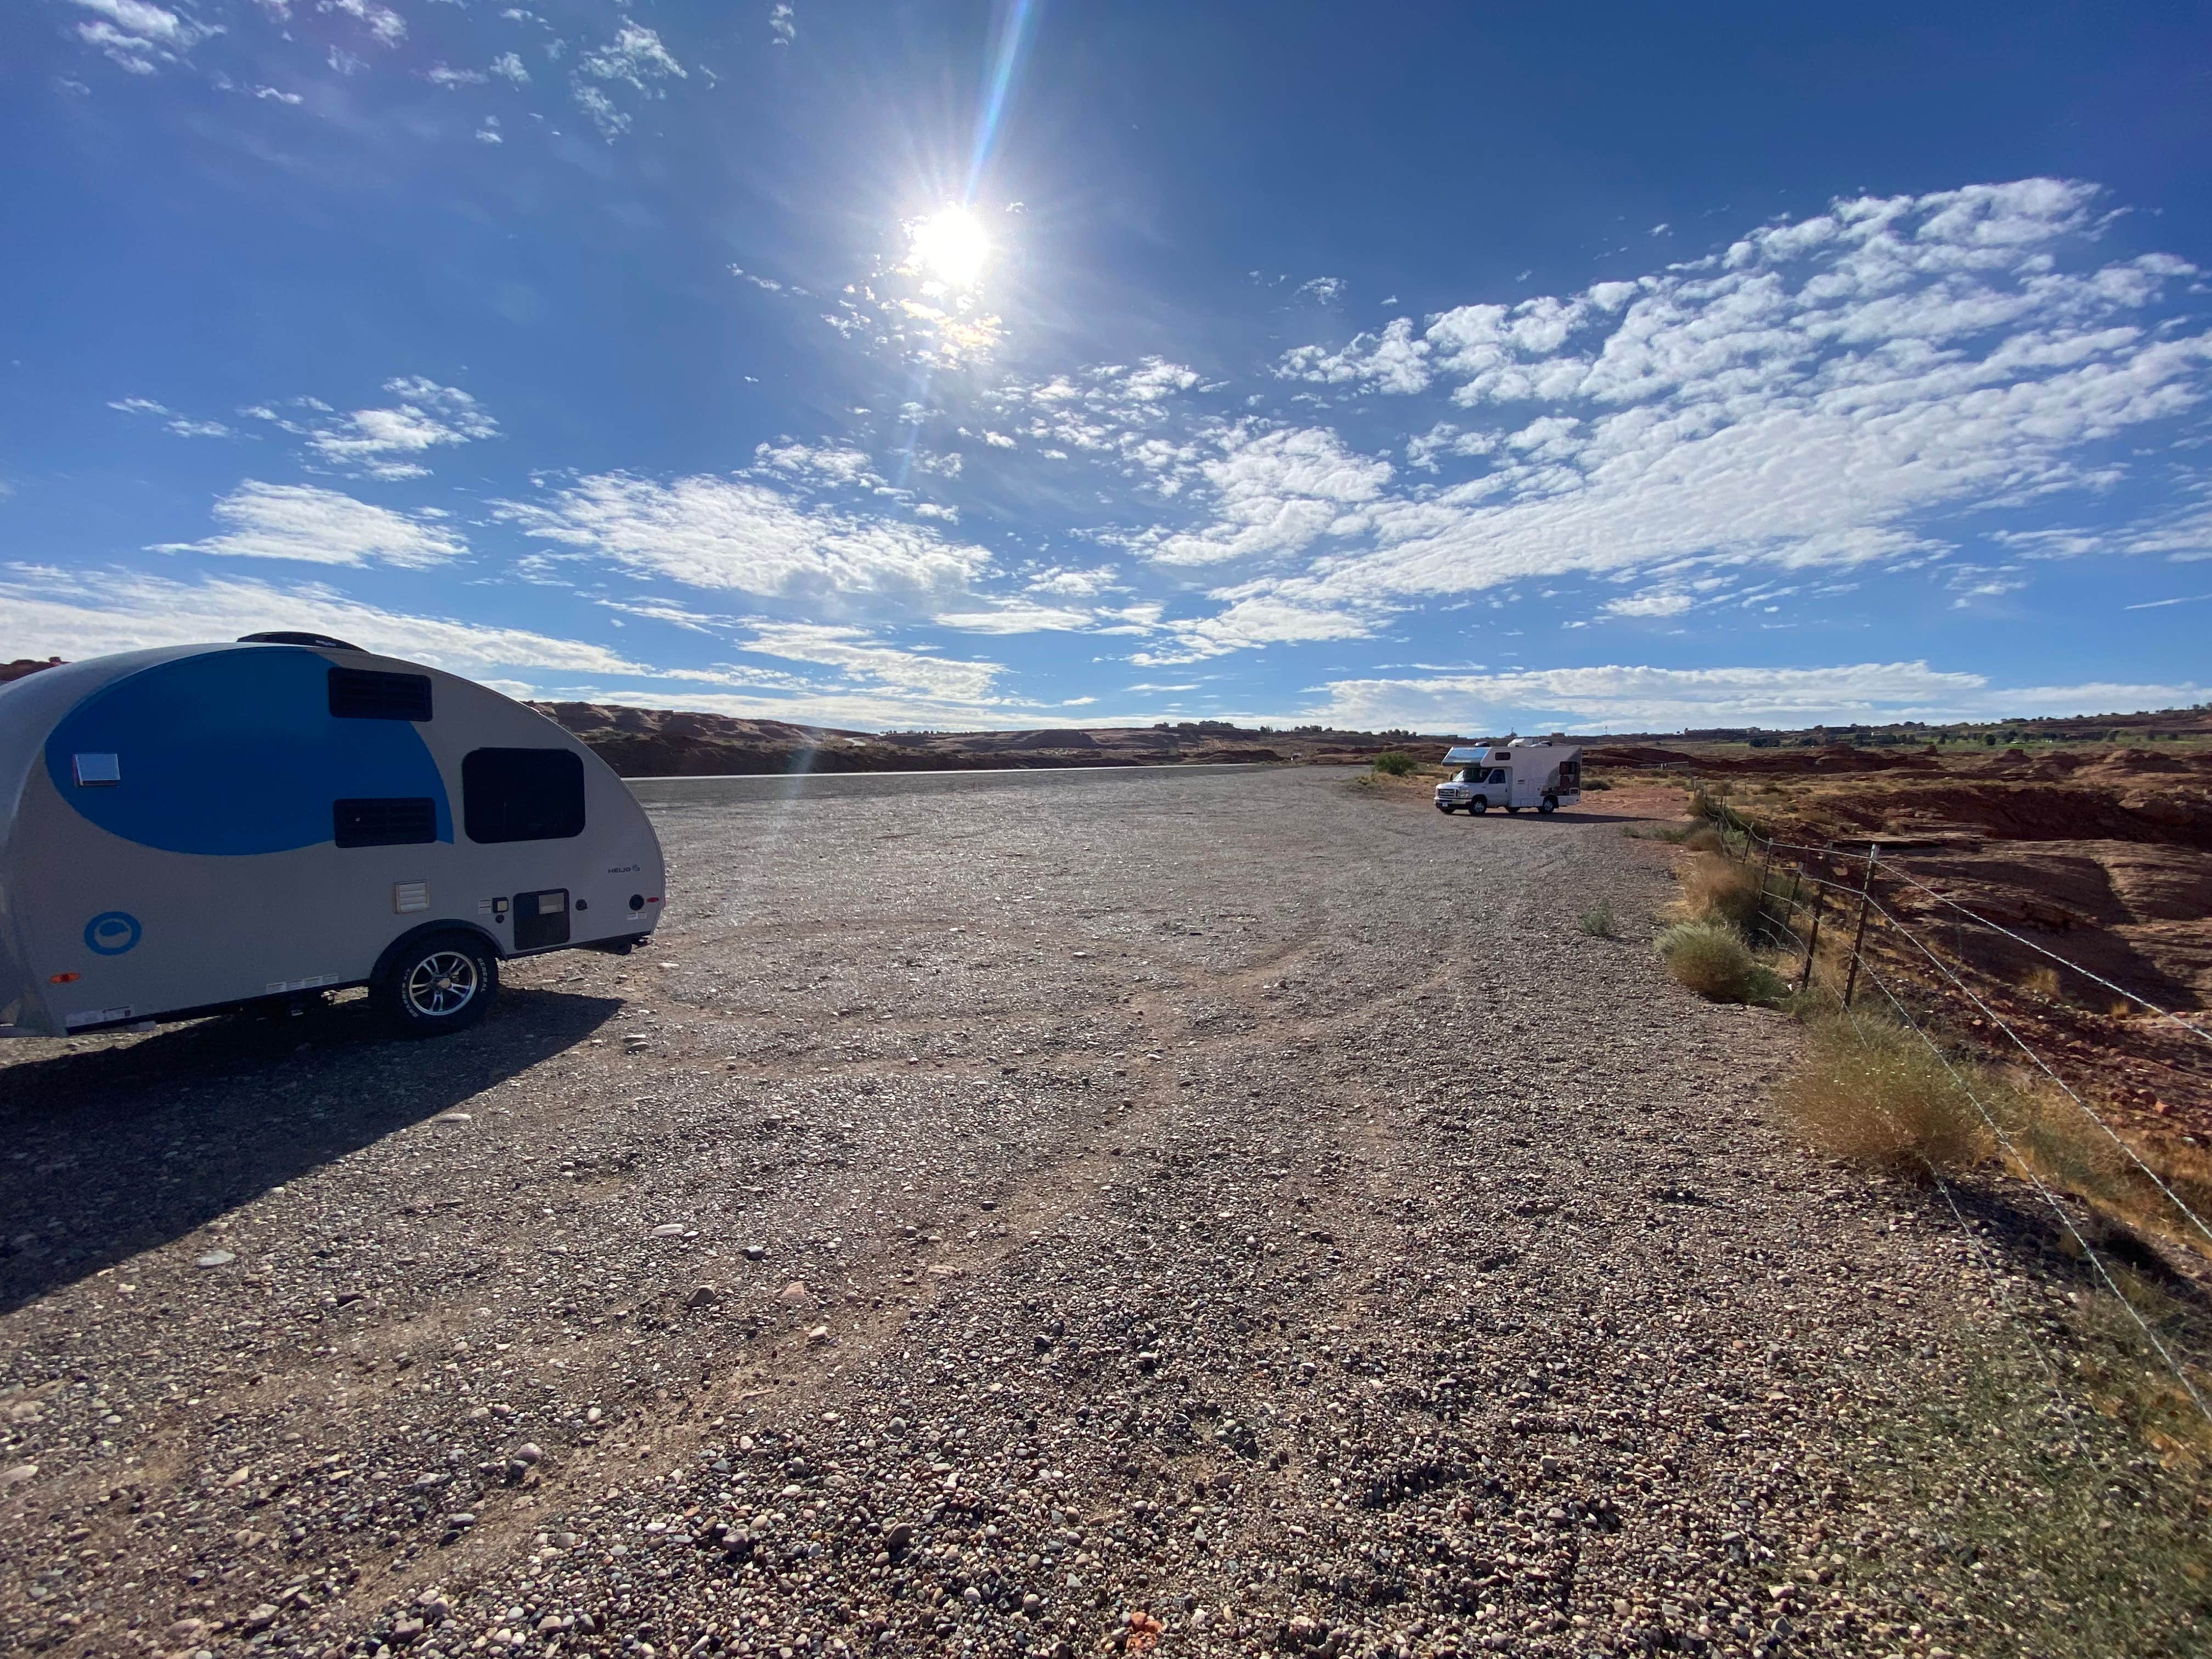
[2,766,1984,1659]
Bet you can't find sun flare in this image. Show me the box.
[910,207,990,289]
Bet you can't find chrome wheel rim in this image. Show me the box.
[403,950,479,1018]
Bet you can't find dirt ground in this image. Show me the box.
[0,766,2108,1658]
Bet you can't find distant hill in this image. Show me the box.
[527,700,1440,776]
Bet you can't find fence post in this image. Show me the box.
[1842,844,1880,1008]
[1798,885,1824,993]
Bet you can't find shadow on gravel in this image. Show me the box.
[1932,1179,2212,1317]
[0,988,619,1315]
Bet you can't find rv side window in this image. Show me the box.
[329,666,433,721]
[334,797,438,848]
[464,748,586,844]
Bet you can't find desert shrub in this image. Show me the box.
[1681,825,1726,854]
[1676,850,1759,927]
[1657,921,1757,1001]
[1371,751,1420,777]
[1582,777,1612,791]
[1579,902,1616,938]
[1778,1013,1989,1178]
[2018,963,2063,1000]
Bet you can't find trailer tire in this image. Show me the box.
[375,932,498,1037]
[1539,794,1557,814]
[1468,797,1488,815]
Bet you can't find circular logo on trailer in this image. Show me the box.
[84,911,142,956]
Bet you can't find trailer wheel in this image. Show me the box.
[1539,794,1558,814]
[376,933,498,1036]
[1468,796,1488,815]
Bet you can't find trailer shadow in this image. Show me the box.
[0,988,620,1316]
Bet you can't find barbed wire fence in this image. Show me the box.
[1673,781,2212,1434]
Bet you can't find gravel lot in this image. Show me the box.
[2,766,1993,1659]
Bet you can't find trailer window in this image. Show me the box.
[334,796,438,848]
[329,667,433,721]
[464,748,586,843]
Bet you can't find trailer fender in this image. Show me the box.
[371,919,509,988]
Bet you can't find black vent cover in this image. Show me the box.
[334,797,438,848]
[239,631,365,651]
[328,666,433,722]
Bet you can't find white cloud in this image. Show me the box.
[300,377,499,478]
[1192,180,2212,655]
[322,0,405,47]
[573,22,684,138]
[489,50,529,84]
[738,622,1002,703]
[1026,564,1120,597]
[70,0,214,74]
[930,601,1094,634]
[0,567,642,680]
[1308,661,2209,732]
[769,3,795,46]
[1602,589,1693,618]
[1131,590,1379,665]
[110,396,234,439]
[1282,316,1432,395]
[426,64,487,88]
[492,472,992,602]
[752,441,883,489]
[156,481,469,568]
[1149,424,1394,566]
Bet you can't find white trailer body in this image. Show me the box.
[0,637,665,1039]
[1432,738,1583,816]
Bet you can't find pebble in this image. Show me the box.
[194,1249,235,1268]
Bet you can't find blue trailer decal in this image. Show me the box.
[44,648,452,856]
[84,911,142,955]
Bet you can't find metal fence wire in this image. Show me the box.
[1683,794,2212,1429]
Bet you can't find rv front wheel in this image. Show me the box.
[377,934,498,1036]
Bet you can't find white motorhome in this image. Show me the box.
[1434,738,1583,816]
[0,635,665,1039]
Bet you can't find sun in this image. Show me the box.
[910,207,990,289]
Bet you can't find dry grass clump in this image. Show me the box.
[1657,920,1762,1002]
[1681,825,1726,853]
[1779,1013,1989,1178]
[1675,850,1760,927]
[1579,902,1616,938]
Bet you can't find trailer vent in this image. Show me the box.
[334,796,438,848]
[328,666,433,722]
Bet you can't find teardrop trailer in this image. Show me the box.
[1433,738,1583,816]
[0,635,665,1039]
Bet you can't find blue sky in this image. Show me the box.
[7,1,2211,733]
